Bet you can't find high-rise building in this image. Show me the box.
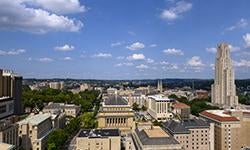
[0,69,23,116]
[211,43,238,107]
[157,80,163,93]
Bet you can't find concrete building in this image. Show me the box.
[0,119,19,149]
[106,87,117,95]
[162,119,213,150]
[148,94,173,121]
[49,81,64,90]
[43,102,81,118]
[157,80,163,93]
[122,93,147,108]
[200,109,250,150]
[17,113,53,150]
[0,69,23,115]
[0,97,14,120]
[133,126,182,150]
[172,102,191,120]
[211,43,238,107]
[76,129,121,150]
[97,95,134,135]
[80,83,90,91]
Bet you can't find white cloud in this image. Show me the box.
[0,0,83,33]
[233,59,250,67]
[149,44,157,48]
[160,61,169,65]
[127,54,145,60]
[126,42,145,50]
[225,18,248,31]
[63,57,72,61]
[111,42,123,47]
[243,33,250,48]
[128,31,136,36]
[187,56,204,67]
[161,1,192,21]
[146,58,154,64]
[163,48,184,55]
[210,63,215,70]
[92,53,112,58]
[54,44,74,51]
[0,49,26,55]
[114,62,134,67]
[136,64,149,69]
[116,56,125,60]
[206,47,217,53]
[25,0,86,14]
[38,57,53,62]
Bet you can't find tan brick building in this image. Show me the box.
[200,109,250,150]
[162,118,213,150]
[17,113,53,150]
[76,129,121,150]
[97,95,134,135]
[0,119,19,149]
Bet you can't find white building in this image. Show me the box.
[147,95,173,121]
[49,81,64,90]
[211,43,238,107]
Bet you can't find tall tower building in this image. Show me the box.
[211,43,238,107]
[157,79,163,93]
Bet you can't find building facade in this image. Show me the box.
[0,119,19,149]
[200,109,250,150]
[17,113,53,150]
[162,119,213,150]
[172,102,191,120]
[97,95,134,135]
[76,129,121,150]
[49,81,64,90]
[211,43,238,107]
[148,95,173,121]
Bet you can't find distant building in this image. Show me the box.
[0,69,23,115]
[76,129,121,150]
[49,81,64,90]
[157,80,163,93]
[162,119,213,150]
[200,109,250,150]
[80,83,90,91]
[106,87,117,95]
[172,102,191,120]
[43,102,81,118]
[195,89,209,99]
[17,113,53,150]
[132,126,182,150]
[211,43,238,107]
[122,93,147,107]
[97,95,134,135]
[147,95,173,121]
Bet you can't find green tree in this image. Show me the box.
[80,112,97,129]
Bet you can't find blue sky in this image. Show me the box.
[0,0,250,79]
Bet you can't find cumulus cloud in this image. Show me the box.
[225,18,248,31]
[38,57,53,62]
[233,59,250,67]
[63,57,72,61]
[160,61,169,65]
[161,1,192,21]
[187,56,204,67]
[24,0,86,14]
[126,42,145,50]
[243,33,250,48]
[0,0,84,33]
[0,49,26,56]
[206,47,217,53]
[114,62,134,67]
[111,42,123,47]
[54,44,74,51]
[146,58,154,63]
[136,64,149,69]
[149,44,157,48]
[163,48,184,55]
[92,53,112,58]
[127,54,145,60]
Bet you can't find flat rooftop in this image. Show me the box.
[78,129,120,138]
[148,94,172,101]
[104,95,128,105]
[200,110,239,122]
[144,127,169,138]
[18,113,51,126]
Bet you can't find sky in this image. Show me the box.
[0,0,250,79]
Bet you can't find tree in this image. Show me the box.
[80,112,97,129]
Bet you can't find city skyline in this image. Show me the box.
[0,0,250,79]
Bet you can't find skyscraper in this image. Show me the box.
[211,43,238,107]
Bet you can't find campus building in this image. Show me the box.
[76,129,121,150]
[97,95,134,135]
